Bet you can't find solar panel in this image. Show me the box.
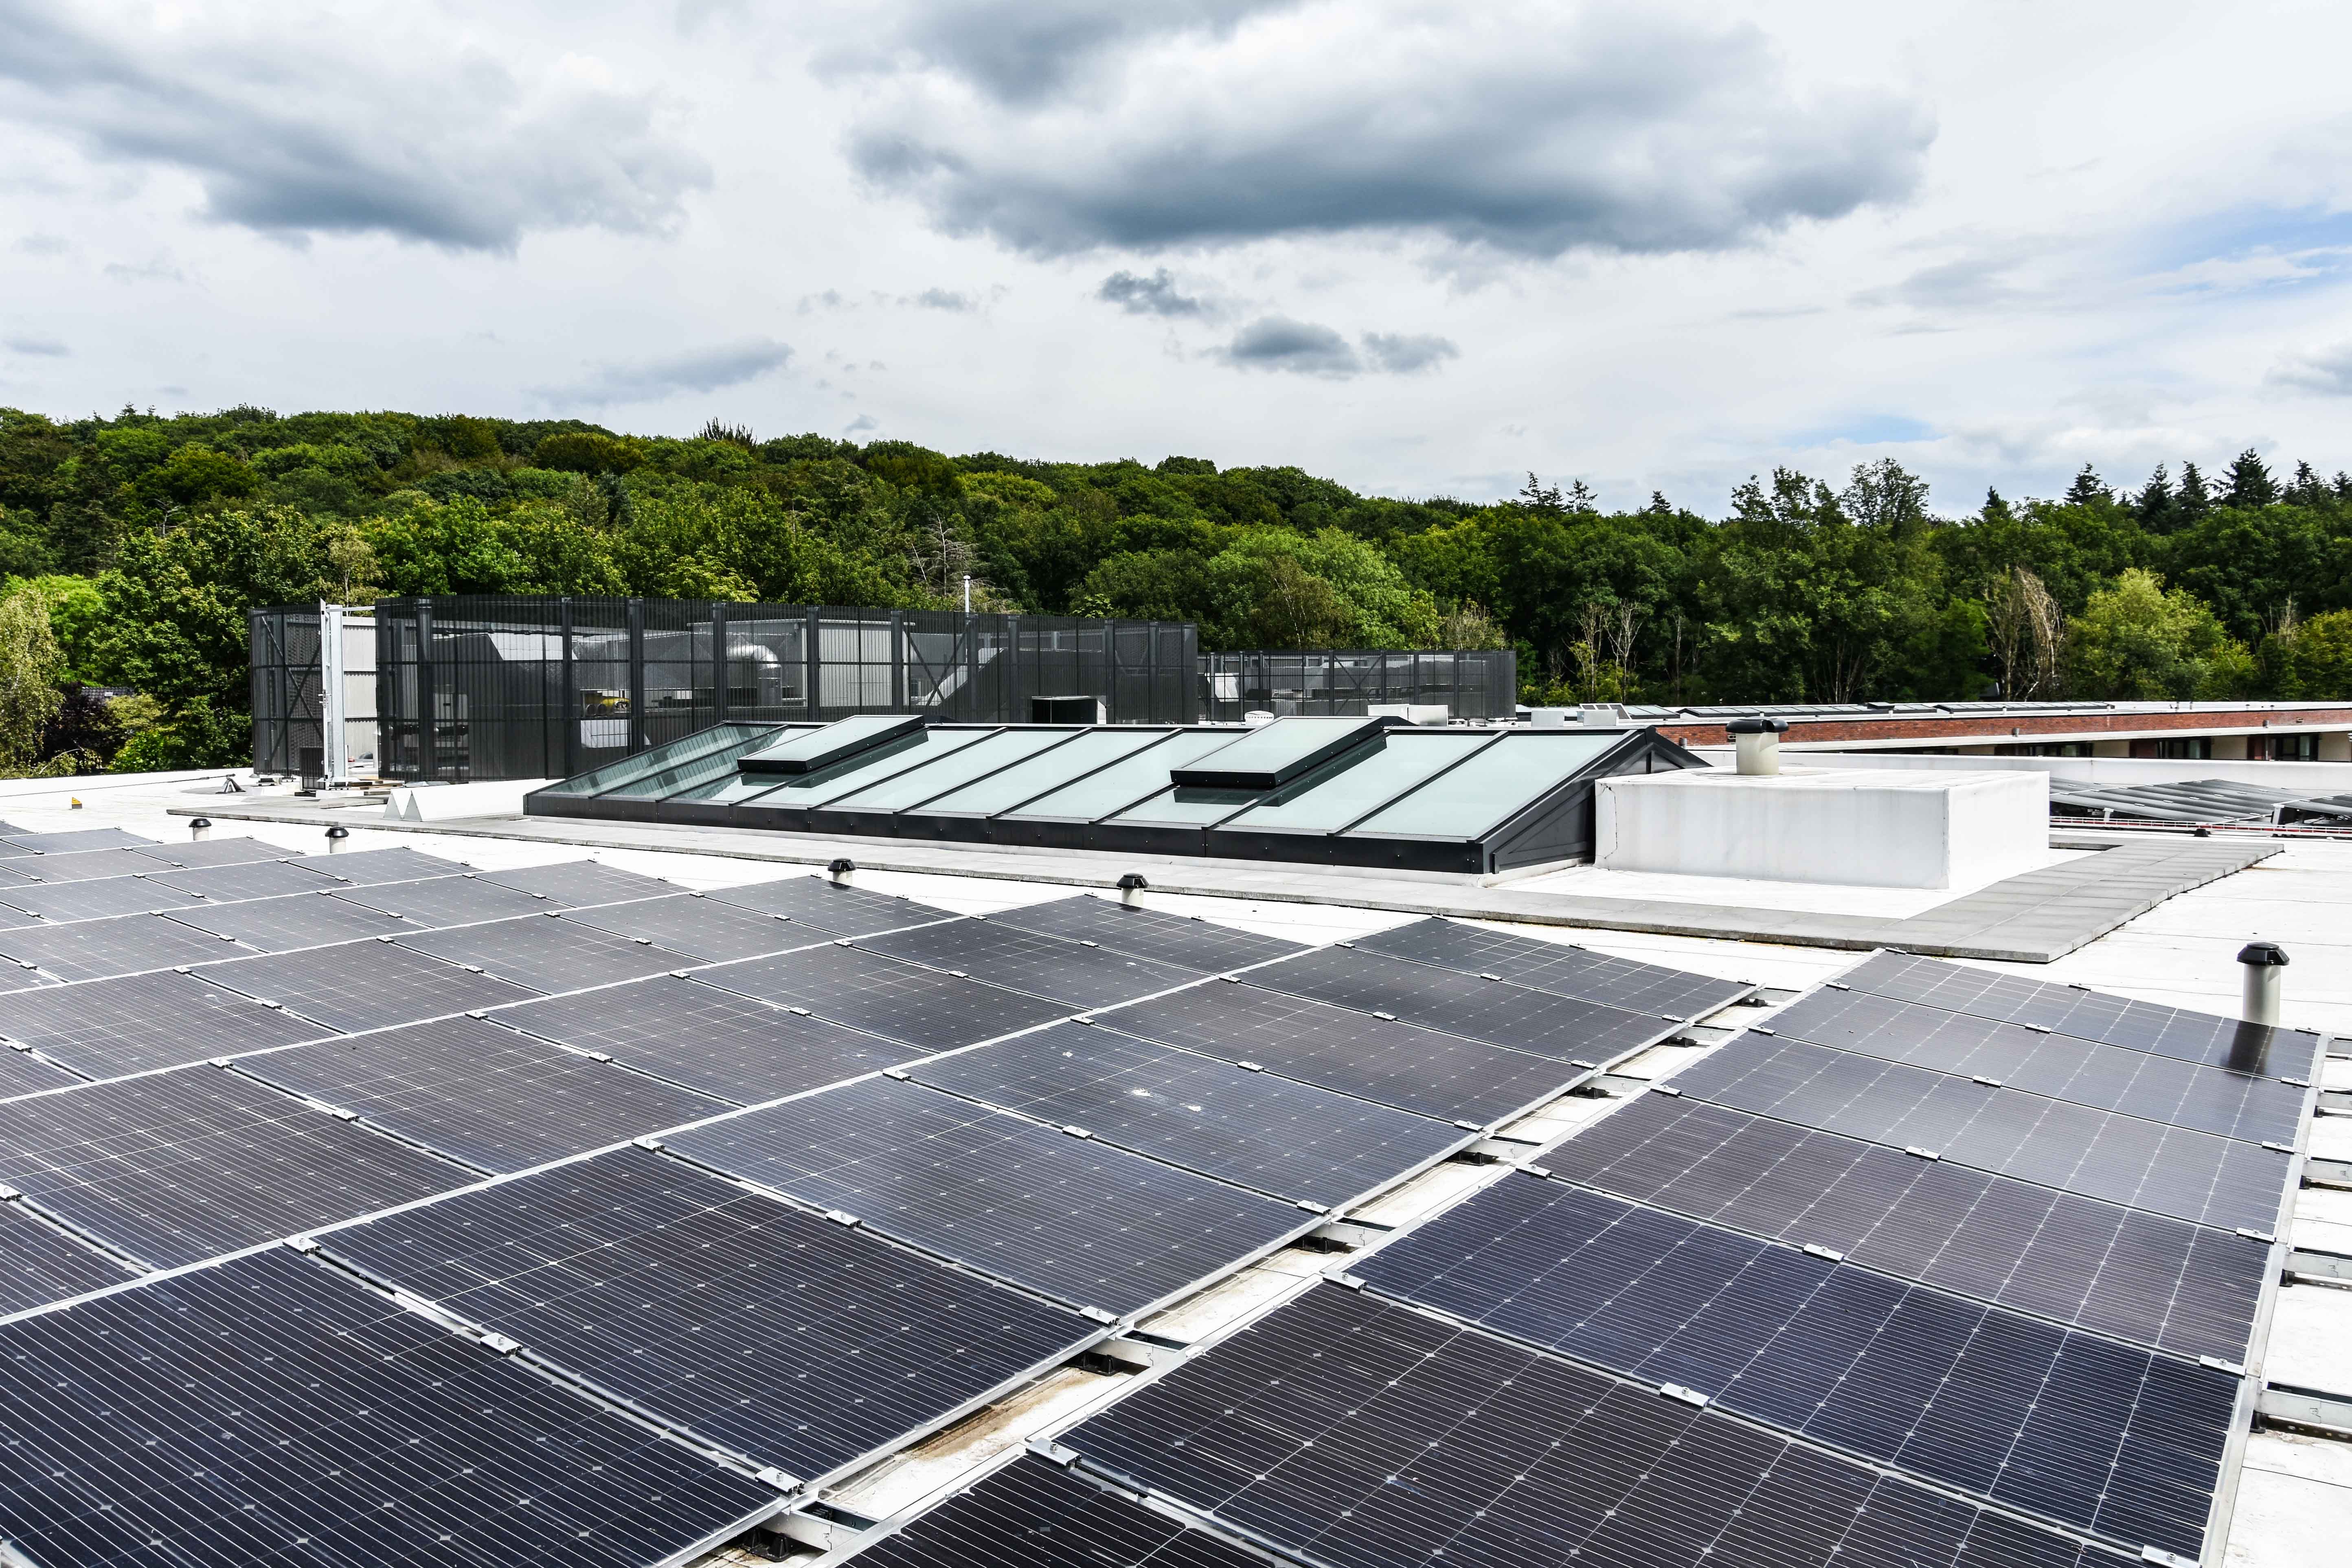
[1101,980,1584,1126]
[0,874,206,922]
[195,940,540,1033]
[1359,1172,2236,1559]
[913,1022,1465,1208]
[1671,1033,2294,1232]
[853,1453,1268,1568]
[858,918,1209,1007]
[322,1147,1097,1481]
[1352,917,1755,1018]
[1840,950,2327,1078]
[1540,1092,2270,1363]
[1062,1284,2120,1568]
[141,857,348,904]
[0,857,36,884]
[703,874,950,934]
[0,1064,470,1266]
[696,945,1074,1053]
[298,844,470,884]
[477,857,674,905]
[1765,987,2308,1145]
[1248,945,1676,1063]
[0,902,42,928]
[0,910,258,983]
[0,847,172,883]
[555,893,824,962]
[0,1199,134,1314]
[162,889,419,952]
[495,976,909,1104]
[331,875,566,925]
[987,895,1310,972]
[393,916,701,995]
[0,1044,80,1097]
[0,827,155,854]
[0,969,327,1079]
[663,1075,1309,1316]
[241,1018,728,1173]
[124,835,301,869]
[0,1248,781,1568]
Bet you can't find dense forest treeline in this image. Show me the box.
[2,402,2351,776]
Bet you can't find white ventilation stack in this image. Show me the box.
[1727,717,1790,776]
[2238,941,2287,1026]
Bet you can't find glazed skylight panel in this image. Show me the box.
[1671,1033,2293,1233]
[1246,944,1676,1063]
[1540,1092,2270,1363]
[852,1453,1270,1568]
[856,917,1209,1008]
[555,893,829,962]
[195,940,540,1033]
[1764,987,2307,1146]
[1060,1283,2125,1568]
[0,969,325,1079]
[0,910,256,984]
[161,889,419,952]
[1352,916,1755,1018]
[331,874,567,926]
[1356,1171,2236,1560]
[320,1147,1097,1482]
[0,1200,133,1315]
[393,916,700,994]
[476,857,675,906]
[240,1017,728,1173]
[0,1064,470,1266]
[663,1075,1308,1317]
[0,1248,780,1568]
[1099,980,1589,1127]
[496,976,909,1104]
[909,1021,1465,1208]
[695,944,1073,1053]
[986,895,1310,972]
[701,874,954,936]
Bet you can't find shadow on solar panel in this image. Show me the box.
[988,895,1310,972]
[858,917,1209,1008]
[853,1452,1266,1568]
[703,874,952,934]
[1352,916,1755,1018]
[320,1146,1097,1483]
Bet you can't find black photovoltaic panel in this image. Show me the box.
[0,1045,79,1097]
[697,944,1074,1053]
[0,1248,779,1568]
[1360,1173,2236,1559]
[989,896,1310,973]
[854,1453,1266,1568]
[1766,987,2307,1145]
[324,1147,1096,1480]
[704,875,951,934]
[1247,944,1674,1063]
[162,889,418,952]
[665,1075,1307,1316]
[478,857,674,905]
[142,857,347,904]
[0,1064,470,1266]
[0,1199,132,1314]
[913,1022,1463,1208]
[393,916,701,995]
[198,940,540,1032]
[1841,950,2327,1078]
[0,874,207,922]
[240,1018,728,1173]
[1102,980,1583,1126]
[298,844,470,884]
[1064,1284,2122,1568]
[1672,1033,2293,1232]
[497,976,908,1104]
[858,918,1209,1008]
[557,893,825,962]
[0,910,256,984]
[0,847,172,883]
[332,875,566,925]
[1541,1092,2269,1363]
[123,836,301,869]
[0,827,155,854]
[0,969,325,1079]
[1354,917,1755,1018]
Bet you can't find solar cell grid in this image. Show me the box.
[664,1075,1309,1316]
[1353,917,1755,1018]
[702,874,950,934]
[322,1147,1097,1481]
[0,1199,134,1315]
[0,1064,470,1266]
[1358,1171,2236,1559]
[0,1044,79,1097]
[857,917,1209,1007]
[1767,987,2307,1145]
[0,909,257,984]
[0,1248,779,1568]
[1100,979,1584,1126]
[1540,1092,2271,1363]
[161,889,418,952]
[1063,1284,2122,1568]
[239,1018,728,1173]
[296,844,470,884]
[393,916,701,994]
[696,943,1074,1052]
[555,893,825,962]
[1672,1033,2293,1232]
[987,895,1310,972]
[123,835,301,869]
[0,827,155,854]
[0,846,172,883]
[330,874,564,925]
[497,975,907,1103]
[0,968,326,1079]
[477,857,674,905]
[196,939,540,1032]
[853,1453,1267,1568]
[140,857,347,904]
[911,1022,1466,1207]
[0,873,208,922]
[1247,944,1676,1063]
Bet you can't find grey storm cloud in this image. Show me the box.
[0,0,709,251]
[540,338,792,408]
[1363,332,1457,374]
[2269,341,2352,397]
[851,3,1931,259]
[827,0,1293,104]
[1098,268,1205,317]
[1218,317,1457,378]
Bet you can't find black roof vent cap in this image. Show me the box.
[1725,717,1791,735]
[2238,941,2289,967]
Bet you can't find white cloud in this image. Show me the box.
[539,338,793,409]
[2269,342,2352,397]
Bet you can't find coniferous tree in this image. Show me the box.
[2062,465,2109,507]
[2223,449,2277,508]
[2176,461,2213,521]
[2286,460,2327,507]
[2132,465,2176,533]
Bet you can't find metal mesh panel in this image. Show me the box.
[248,606,323,776]
[1200,648,1516,721]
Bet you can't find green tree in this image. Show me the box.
[0,582,65,772]
[2282,610,2352,698]
[2067,568,2249,700]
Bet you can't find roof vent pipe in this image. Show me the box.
[1117,873,1148,908]
[324,825,350,853]
[2238,941,2287,1027]
[1727,717,1790,777]
[828,857,856,888]
[189,818,212,841]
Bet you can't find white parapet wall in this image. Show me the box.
[1595,766,2050,890]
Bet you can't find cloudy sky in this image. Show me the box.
[3,0,2350,511]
